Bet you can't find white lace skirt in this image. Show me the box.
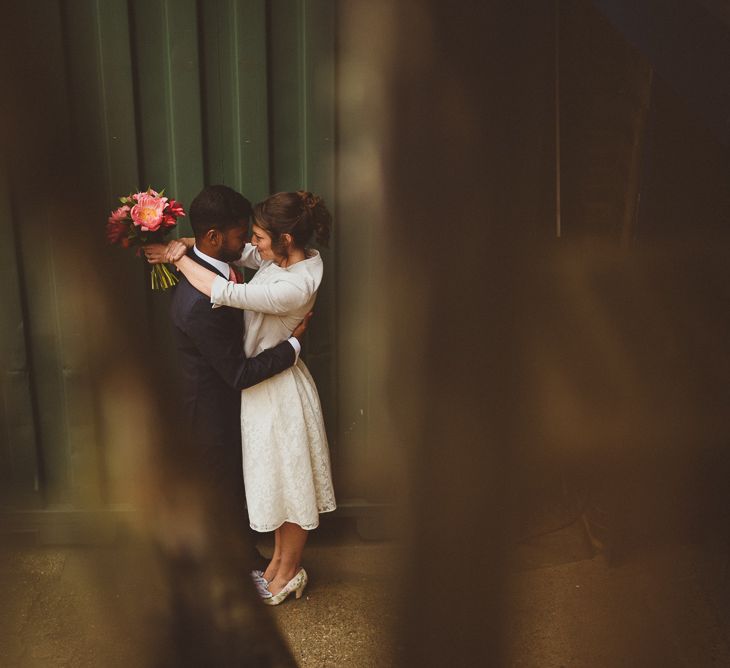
[240,359,336,532]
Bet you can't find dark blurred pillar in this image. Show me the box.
[377,0,730,664]
[379,2,556,664]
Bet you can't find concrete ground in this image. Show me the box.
[506,533,730,666]
[256,526,401,667]
[0,522,400,668]
[1,519,729,666]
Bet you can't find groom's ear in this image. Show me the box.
[206,228,222,247]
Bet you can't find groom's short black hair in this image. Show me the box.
[189,185,253,238]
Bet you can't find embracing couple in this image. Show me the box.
[145,185,336,606]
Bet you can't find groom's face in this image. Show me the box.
[217,220,248,262]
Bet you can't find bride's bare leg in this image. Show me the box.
[263,528,282,582]
[267,522,307,595]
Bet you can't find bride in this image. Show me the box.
[163,190,336,605]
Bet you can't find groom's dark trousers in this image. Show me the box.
[169,252,295,536]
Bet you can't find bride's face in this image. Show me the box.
[250,223,276,260]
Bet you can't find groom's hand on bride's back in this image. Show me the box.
[291,312,314,342]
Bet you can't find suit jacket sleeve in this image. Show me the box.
[185,299,295,390]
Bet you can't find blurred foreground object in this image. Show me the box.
[358,0,730,665]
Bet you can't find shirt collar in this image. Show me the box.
[193,245,230,278]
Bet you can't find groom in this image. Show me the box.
[152,185,308,549]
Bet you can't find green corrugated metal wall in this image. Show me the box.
[0,0,375,516]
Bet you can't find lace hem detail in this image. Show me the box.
[250,505,338,533]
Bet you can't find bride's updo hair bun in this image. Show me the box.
[298,190,319,211]
[296,190,331,248]
[253,190,332,256]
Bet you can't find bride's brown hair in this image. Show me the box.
[252,190,331,257]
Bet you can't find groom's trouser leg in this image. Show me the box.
[200,438,258,570]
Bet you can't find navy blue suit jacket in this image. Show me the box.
[169,252,295,509]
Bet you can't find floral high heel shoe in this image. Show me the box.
[250,569,267,584]
[261,568,308,606]
[250,570,270,597]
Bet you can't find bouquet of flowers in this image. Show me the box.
[106,187,185,290]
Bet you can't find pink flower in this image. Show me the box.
[110,205,130,222]
[132,189,160,201]
[130,193,168,232]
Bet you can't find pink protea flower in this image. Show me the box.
[131,193,168,231]
[132,189,160,201]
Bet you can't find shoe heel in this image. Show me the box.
[295,587,304,599]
